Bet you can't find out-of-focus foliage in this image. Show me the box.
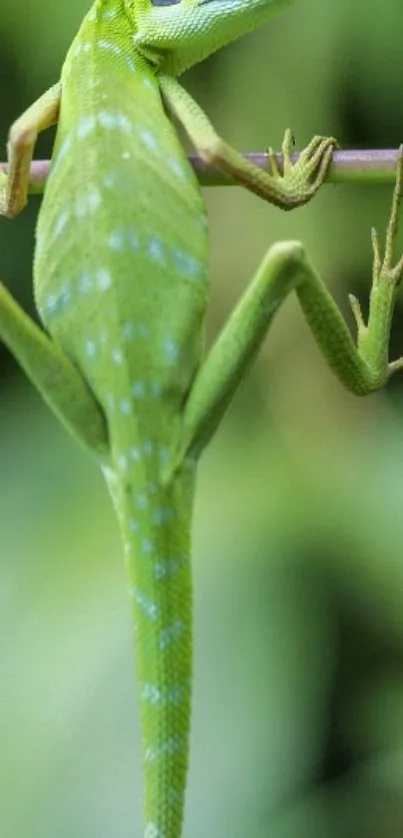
[1,1,403,836]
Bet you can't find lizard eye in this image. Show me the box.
[151,0,181,4]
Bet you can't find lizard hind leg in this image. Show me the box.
[0,281,108,456]
[177,147,403,466]
[348,144,403,379]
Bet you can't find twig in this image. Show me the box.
[0,149,401,195]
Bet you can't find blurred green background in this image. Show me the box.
[2,1,403,836]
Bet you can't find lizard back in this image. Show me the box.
[33,2,210,836]
[34,1,209,427]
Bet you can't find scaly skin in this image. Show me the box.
[1,2,403,837]
[34,7,208,838]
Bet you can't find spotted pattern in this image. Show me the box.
[153,557,186,581]
[132,588,159,621]
[159,620,185,651]
[145,736,185,764]
[141,682,188,706]
[34,9,209,838]
[145,824,165,838]
[42,234,204,317]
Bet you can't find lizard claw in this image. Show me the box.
[373,144,403,289]
[266,129,338,209]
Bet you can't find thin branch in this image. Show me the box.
[192,149,402,186]
[0,149,401,196]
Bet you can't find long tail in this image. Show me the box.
[102,418,194,838]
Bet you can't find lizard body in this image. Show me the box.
[35,8,208,836]
[1,2,403,837]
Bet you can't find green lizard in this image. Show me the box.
[1,1,403,836]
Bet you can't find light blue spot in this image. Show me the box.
[168,158,185,179]
[102,172,116,189]
[97,40,122,58]
[75,196,88,219]
[97,268,112,290]
[75,41,93,56]
[35,231,45,256]
[141,684,162,705]
[140,128,159,151]
[132,381,145,398]
[120,398,132,415]
[75,189,101,219]
[130,446,141,461]
[117,454,129,471]
[145,823,164,838]
[45,293,58,313]
[132,587,158,621]
[51,135,72,177]
[125,57,137,74]
[79,273,92,295]
[98,110,118,129]
[159,446,171,463]
[54,209,69,238]
[152,507,174,526]
[143,441,153,457]
[108,230,124,250]
[122,322,135,341]
[199,213,209,229]
[76,115,96,140]
[173,250,203,280]
[85,340,96,358]
[153,555,186,580]
[145,736,183,763]
[159,620,185,650]
[112,347,124,364]
[98,109,132,134]
[59,284,71,309]
[141,538,153,555]
[141,682,187,707]
[117,113,132,133]
[148,482,158,495]
[148,238,165,263]
[129,518,139,533]
[87,186,102,212]
[164,339,179,363]
[143,77,157,92]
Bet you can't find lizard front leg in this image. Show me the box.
[177,148,403,465]
[0,283,108,456]
[0,83,61,218]
[160,75,336,210]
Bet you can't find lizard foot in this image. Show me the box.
[348,145,403,380]
[266,128,338,210]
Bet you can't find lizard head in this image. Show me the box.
[128,0,291,76]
